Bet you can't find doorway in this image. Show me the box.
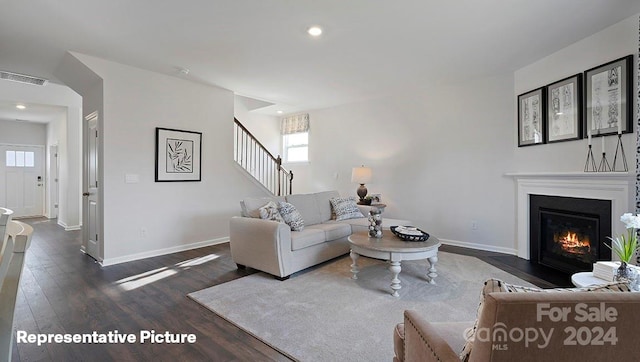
[0,144,45,217]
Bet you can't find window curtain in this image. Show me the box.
[281,113,310,135]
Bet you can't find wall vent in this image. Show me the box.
[0,71,48,86]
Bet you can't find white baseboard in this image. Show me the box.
[439,238,517,256]
[57,220,82,231]
[99,237,230,267]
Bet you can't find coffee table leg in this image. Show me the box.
[389,261,401,297]
[427,256,438,284]
[350,251,359,280]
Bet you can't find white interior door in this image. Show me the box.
[0,145,45,218]
[83,112,101,260]
[49,145,59,219]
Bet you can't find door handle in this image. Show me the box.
[83,192,90,197]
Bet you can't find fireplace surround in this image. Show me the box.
[509,172,634,261]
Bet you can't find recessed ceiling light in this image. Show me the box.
[308,26,322,37]
[276,110,284,114]
[16,104,26,110]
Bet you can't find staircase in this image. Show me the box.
[234,118,293,196]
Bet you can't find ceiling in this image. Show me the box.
[0,0,639,115]
[0,101,66,124]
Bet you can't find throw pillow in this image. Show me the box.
[259,201,284,223]
[329,196,364,221]
[459,278,632,362]
[278,201,305,231]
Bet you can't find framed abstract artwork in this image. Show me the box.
[584,55,633,137]
[545,74,582,143]
[517,87,546,147]
[155,127,202,182]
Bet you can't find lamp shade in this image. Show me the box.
[351,166,372,184]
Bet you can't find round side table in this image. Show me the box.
[571,272,609,287]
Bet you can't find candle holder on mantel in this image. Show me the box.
[612,134,628,172]
[583,145,597,172]
[597,152,612,172]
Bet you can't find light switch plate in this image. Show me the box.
[125,174,140,184]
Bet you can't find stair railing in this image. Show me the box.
[234,118,293,196]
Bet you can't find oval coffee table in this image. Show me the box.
[348,231,441,297]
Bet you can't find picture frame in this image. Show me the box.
[155,127,202,182]
[517,87,546,147]
[369,194,381,203]
[584,55,633,137]
[545,74,582,143]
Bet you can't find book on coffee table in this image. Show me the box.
[592,261,640,282]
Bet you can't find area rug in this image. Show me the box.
[188,252,535,361]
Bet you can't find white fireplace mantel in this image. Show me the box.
[506,172,635,260]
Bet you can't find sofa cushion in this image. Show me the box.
[290,228,326,251]
[315,191,340,222]
[286,193,323,225]
[278,202,305,231]
[259,201,284,222]
[241,196,285,218]
[330,196,364,221]
[460,278,633,362]
[307,223,351,242]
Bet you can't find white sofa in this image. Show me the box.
[230,191,411,279]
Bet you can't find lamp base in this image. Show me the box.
[357,184,368,204]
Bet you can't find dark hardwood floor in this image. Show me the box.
[10,218,570,361]
[11,218,291,362]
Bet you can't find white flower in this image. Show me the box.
[620,213,640,229]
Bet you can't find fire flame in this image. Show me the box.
[557,231,590,254]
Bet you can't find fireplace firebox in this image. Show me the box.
[530,195,611,275]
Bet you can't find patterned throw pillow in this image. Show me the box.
[459,279,632,361]
[329,197,364,221]
[277,201,305,231]
[259,201,284,223]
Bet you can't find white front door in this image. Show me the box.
[0,145,45,217]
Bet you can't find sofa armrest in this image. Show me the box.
[402,310,460,362]
[229,216,292,278]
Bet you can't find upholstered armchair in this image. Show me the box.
[394,288,640,361]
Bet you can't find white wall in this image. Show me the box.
[298,74,517,253]
[0,119,46,145]
[71,53,267,264]
[514,14,638,172]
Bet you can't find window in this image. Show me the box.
[6,150,34,167]
[283,132,308,163]
[281,113,310,163]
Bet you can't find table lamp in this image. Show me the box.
[351,166,372,204]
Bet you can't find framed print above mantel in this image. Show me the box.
[584,55,633,137]
[518,87,546,147]
[155,127,202,182]
[546,74,582,143]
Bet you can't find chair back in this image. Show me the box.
[0,207,13,246]
[0,220,34,362]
